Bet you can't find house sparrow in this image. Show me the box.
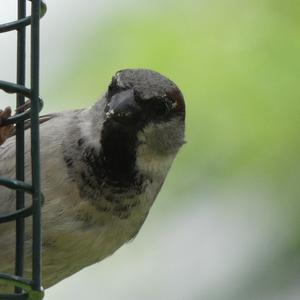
[0,69,185,290]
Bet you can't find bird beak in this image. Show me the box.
[105,89,141,122]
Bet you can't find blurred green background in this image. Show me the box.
[1,0,300,299]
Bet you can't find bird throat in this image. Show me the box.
[76,117,146,198]
[99,118,139,188]
[63,114,147,213]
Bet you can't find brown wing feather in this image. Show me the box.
[0,111,55,144]
[9,114,55,138]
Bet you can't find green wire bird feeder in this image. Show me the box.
[0,0,46,299]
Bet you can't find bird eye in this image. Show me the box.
[154,96,176,116]
[153,101,169,116]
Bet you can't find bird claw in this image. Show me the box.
[0,107,14,145]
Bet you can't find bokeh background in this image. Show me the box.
[1,0,300,299]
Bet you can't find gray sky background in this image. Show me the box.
[1,0,116,109]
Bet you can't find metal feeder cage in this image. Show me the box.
[0,0,46,299]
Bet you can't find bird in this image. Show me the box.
[0,68,185,290]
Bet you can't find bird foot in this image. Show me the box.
[0,107,14,145]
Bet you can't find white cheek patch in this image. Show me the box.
[136,143,175,178]
[136,123,177,178]
[138,118,185,154]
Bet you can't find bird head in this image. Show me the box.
[103,69,185,157]
[85,69,186,188]
[61,69,186,202]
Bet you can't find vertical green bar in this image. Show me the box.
[30,0,42,292]
[15,0,26,294]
